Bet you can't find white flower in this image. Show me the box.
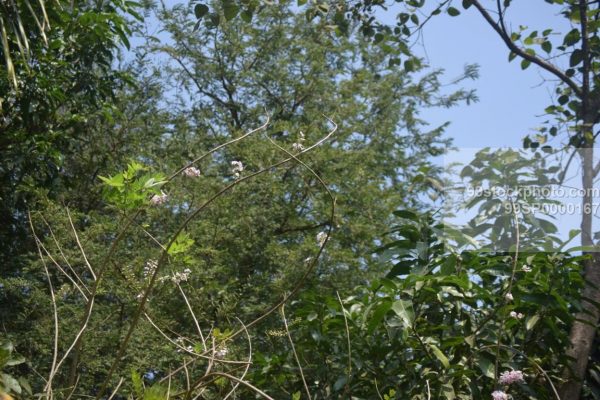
[292,142,305,152]
[505,292,513,301]
[214,347,228,359]
[491,391,508,400]
[316,231,327,247]
[143,259,158,277]
[522,265,532,272]
[171,268,191,284]
[150,191,168,205]
[183,166,201,177]
[231,160,244,178]
[498,370,525,385]
[509,311,524,319]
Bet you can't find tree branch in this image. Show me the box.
[471,0,583,98]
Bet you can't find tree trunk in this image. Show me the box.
[561,141,600,399]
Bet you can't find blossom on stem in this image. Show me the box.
[150,191,168,205]
[522,265,532,272]
[505,292,514,301]
[316,231,327,247]
[231,160,244,178]
[491,391,508,400]
[214,347,228,359]
[509,311,524,319]
[183,166,201,177]
[143,259,158,278]
[498,370,525,385]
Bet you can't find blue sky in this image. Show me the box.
[404,1,571,148]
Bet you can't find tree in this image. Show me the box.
[202,0,600,397]
[1,1,478,396]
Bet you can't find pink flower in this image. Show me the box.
[150,191,168,205]
[492,391,508,400]
[183,166,201,177]
[499,370,525,385]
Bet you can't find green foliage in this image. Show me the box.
[0,340,30,397]
[99,161,167,210]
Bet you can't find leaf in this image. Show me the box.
[240,9,253,23]
[476,355,495,378]
[541,40,552,53]
[193,19,201,32]
[462,0,473,8]
[5,355,24,366]
[391,299,414,328]
[1,373,21,394]
[570,49,583,67]
[131,369,143,397]
[18,377,31,395]
[428,344,450,368]
[526,314,540,330]
[194,3,209,19]
[393,209,419,221]
[386,260,413,277]
[99,174,124,187]
[333,375,347,391]
[447,6,460,16]
[223,1,239,21]
[521,59,531,70]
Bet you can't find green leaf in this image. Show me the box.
[99,174,125,187]
[240,9,253,23]
[570,49,583,67]
[333,375,347,391]
[18,377,32,395]
[131,369,143,397]
[521,59,531,69]
[526,314,541,330]
[462,0,473,8]
[429,344,450,368]
[1,373,21,394]
[223,1,239,20]
[194,3,209,19]
[393,209,419,221]
[5,355,25,366]
[447,6,460,16]
[541,40,552,53]
[391,299,414,328]
[476,355,495,378]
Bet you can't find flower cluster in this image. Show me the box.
[292,131,306,152]
[498,370,525,385]
[231,160,244,178]
[183,166,201,177]
[172,268,191,284]
[491,390,508,400]
[214,347,228,359]
[316,231,327,247]
[509,311,524,319]
[143,259,158,278]
[150,191,168,205]
[159,268,192,284]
